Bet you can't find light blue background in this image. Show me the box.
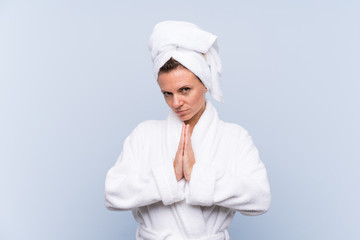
[1,0,359,239]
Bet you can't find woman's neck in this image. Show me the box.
[185,102,206,135]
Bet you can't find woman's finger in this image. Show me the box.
[184,124,191,149]
[177,124,185,152]
[187,124,191,145]
[183,124,195,181]
[173,124,185,181]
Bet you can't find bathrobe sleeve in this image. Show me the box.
[187,126,271,216]
[105,122,185,210]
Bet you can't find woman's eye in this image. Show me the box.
[163,92,171,97]
[182,88,190,93]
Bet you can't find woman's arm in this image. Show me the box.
[105,123,185,211]
[186,127,271,216]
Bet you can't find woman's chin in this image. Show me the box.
[178,114,191,122]
[179,116,189,122]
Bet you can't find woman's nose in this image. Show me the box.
[172,94,183,108]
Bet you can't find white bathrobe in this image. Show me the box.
[105,101,271,240]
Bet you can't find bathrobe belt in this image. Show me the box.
[136,225,230,240]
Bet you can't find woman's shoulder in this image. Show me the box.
[128,119,167,138]
[209,102,249,137]
[217,120,258,151]
[217,119,258,146]
[137,119,166,130]
[219,120,249,136]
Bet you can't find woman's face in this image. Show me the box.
[158,67,207,124]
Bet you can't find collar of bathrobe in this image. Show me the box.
[165,99,220,163]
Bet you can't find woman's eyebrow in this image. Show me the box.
[178,85,191,91]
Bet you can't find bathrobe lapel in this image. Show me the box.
[191,100,220,165]
[165,100,219,163]
[165,100,220,238]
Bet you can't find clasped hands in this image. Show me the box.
[173,124,195,182]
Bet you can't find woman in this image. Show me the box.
[105,21,271,240]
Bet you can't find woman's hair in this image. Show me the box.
[158,58,204,86]
[159,58,188,74]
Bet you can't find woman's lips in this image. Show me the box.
[176,110,187,115]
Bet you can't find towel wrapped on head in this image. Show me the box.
[148,20,224,103]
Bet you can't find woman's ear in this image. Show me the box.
[199,79,207,93]
[204,85,208,93]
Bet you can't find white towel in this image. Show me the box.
[148,20,224,103]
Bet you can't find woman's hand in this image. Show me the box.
[173,124,185,181]
[183,124,195,181]
[173,124,195,182]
